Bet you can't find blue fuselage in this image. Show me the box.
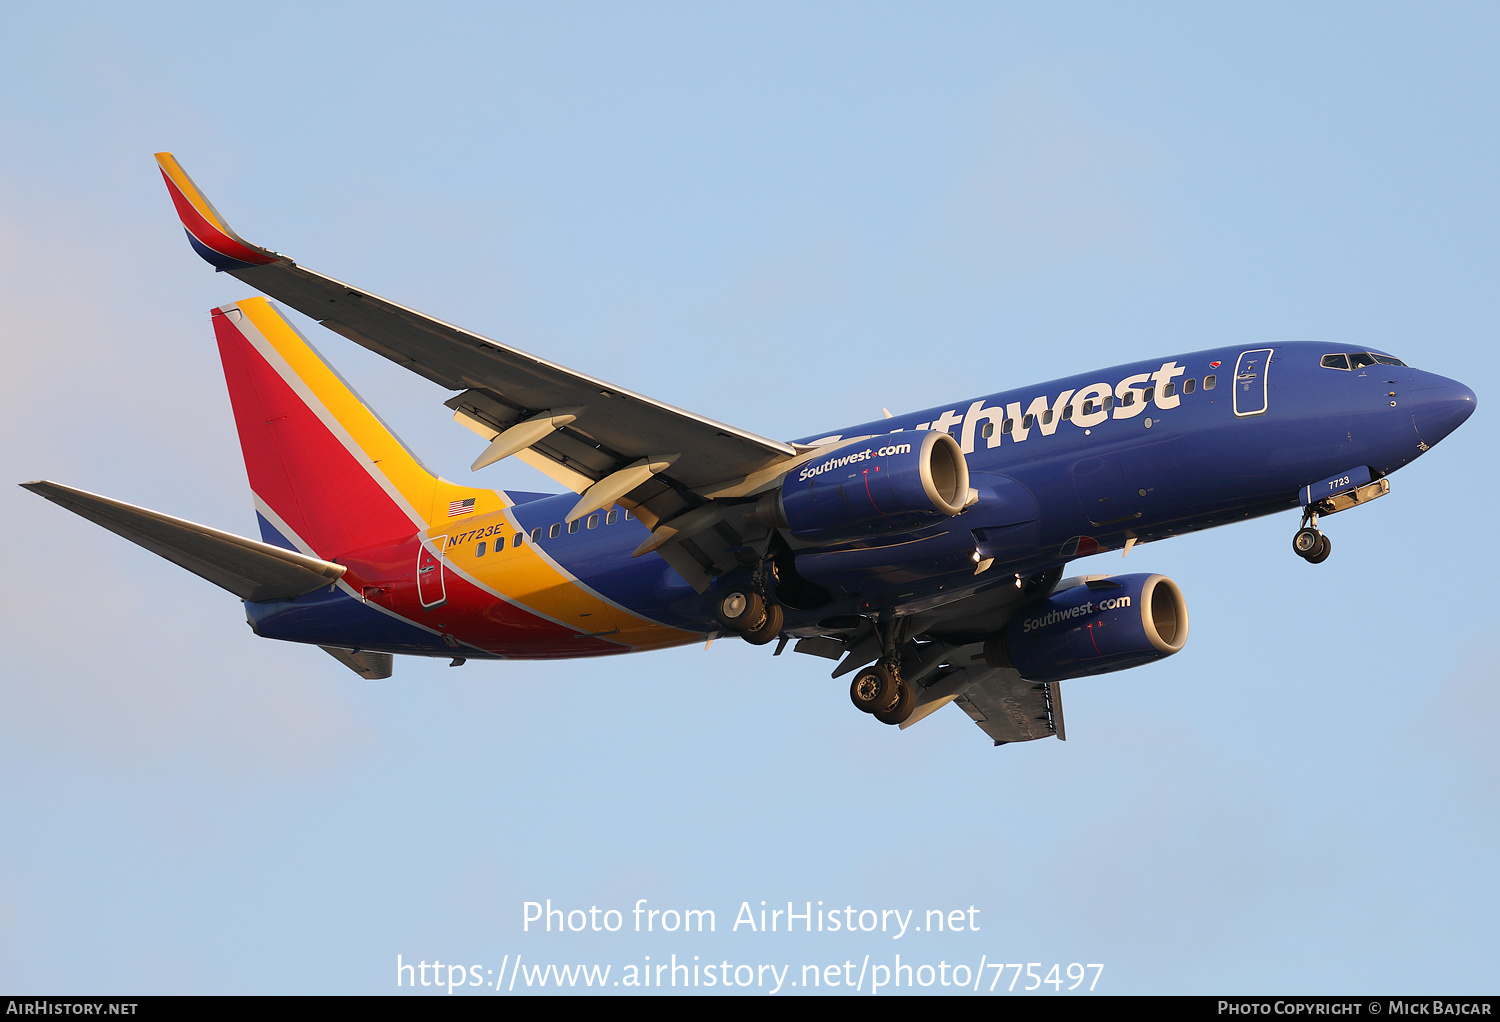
[249,341,1474,651]
[492,342,1473,635]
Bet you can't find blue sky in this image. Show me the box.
[2,2,1496,994]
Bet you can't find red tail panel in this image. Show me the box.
[213,309,417,557]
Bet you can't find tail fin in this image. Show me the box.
[213,297,502,558]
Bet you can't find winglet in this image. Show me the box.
[155,152,281,271]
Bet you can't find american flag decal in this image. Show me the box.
[447,498,477,517]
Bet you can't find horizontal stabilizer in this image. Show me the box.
[22,480,346,602]
[321,646,394,680]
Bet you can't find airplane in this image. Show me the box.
[21,153,1478,746]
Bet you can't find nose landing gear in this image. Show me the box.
[1290,472,1392,566]
[1292,513,1332,564]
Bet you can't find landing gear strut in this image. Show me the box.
[1292,511,1332,564]
[848,618,915,726]
[716,560,783,645]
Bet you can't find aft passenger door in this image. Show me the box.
[1234,348,1274,416]
[416,534,448,609]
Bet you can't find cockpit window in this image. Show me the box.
[1330,351,1408,370]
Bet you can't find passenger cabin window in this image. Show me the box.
[512,532,523,548]
[1183,378,1196,394]
[568,519,580,534]
[624,510,634,521]
[1043,409,1054,424]
[1081,400,1095,415]
[548,523,560,539]
[586,514,599,530]
[530,528,541,543]
[1122,392,1135,407]
[1061,405,1074,420]
[1002,418,1015,432]
[606,509,620,525]
[1321,354,1351,370]
[1162,383,1176,398]
[1022,413,1034,429]
[476,542,486,557]
[1103,395,1114,410]
[1204,375,1217,390]
[981,422,994,438]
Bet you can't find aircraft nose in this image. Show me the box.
[1409,373,1477,448]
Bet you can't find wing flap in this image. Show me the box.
[23,481,346,602]
[952,669,1067,746]
[226,258,797,490]
[228,255,798,483]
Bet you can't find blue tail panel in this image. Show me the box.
[245,586,475,656]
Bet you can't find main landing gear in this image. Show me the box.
[849,661,915,726]
[1292,511,1332,564]
[716,588,783,645]
[848,616,916,726]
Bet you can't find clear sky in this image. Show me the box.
[2,2,1496,995]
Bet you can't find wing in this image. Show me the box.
[156,153,805,588]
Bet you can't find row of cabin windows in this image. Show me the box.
[472,369,1232,556]
[976,376,1217,437]
[472,508,634,557]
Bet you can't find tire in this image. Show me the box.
[873,679,916,726]
[717,590,765,631]
[1292,527,1322,558]
[849,664,895,714]
[1306,534,1332,564]
[741,603,783,646]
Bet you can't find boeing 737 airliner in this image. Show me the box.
[21,154,1478,745]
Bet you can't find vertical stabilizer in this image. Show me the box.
[212,298,502,558]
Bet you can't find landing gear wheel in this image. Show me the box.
[1306,533,1332,564]
[849,663,896,714]
[873,678,915,726]
[1292,527,1322,558]
[741,603,783,645]
[717,589,765,631]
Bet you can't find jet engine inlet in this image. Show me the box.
[989,572,1189,682]
[1142,574,1188,653]
[757,430,971,542]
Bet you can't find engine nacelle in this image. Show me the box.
[758,431,970,543]
[987,573,1188,682]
